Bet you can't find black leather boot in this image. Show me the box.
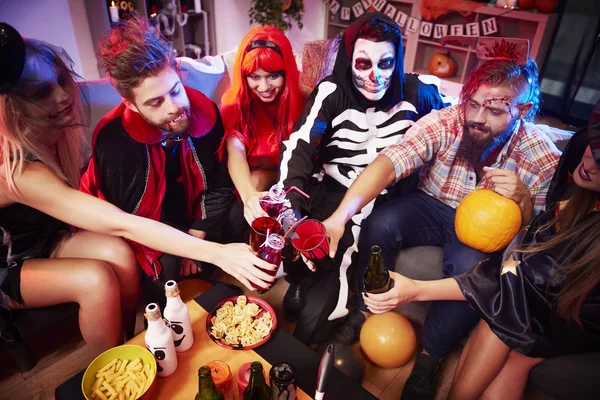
[283,279,308,322]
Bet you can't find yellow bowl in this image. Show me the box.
[82,344,157,400]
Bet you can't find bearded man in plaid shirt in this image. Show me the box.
[322,55,572,399]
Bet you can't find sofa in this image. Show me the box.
[7,43,599,398]
[80,50,599,399]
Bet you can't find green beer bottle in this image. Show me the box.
[195,365,224,400]
[363,245,391,294]
[243,361,272,400]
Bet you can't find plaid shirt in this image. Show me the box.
[381,105,564,214]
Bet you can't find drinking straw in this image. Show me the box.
[284,186,310,199]
[282,215,309,240]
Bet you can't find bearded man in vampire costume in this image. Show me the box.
[276,12,449,344]
[81,18,247,305]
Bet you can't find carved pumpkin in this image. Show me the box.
[455,189,522,253]
[428,52,458,78]
[517,0,535,9]
[535,0,558,13]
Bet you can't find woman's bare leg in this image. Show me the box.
[449,320,511,400]
[18,258,122,355]
[51,231,139,338]
[481,350,544,400]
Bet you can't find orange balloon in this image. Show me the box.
[359,312,417,368]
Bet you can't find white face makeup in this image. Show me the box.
[351,38,395,101]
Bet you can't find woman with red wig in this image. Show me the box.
[218,26,303,223]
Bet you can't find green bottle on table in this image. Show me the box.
[363,245,391,294]
[195,365,224,400]
[243,361,272,400]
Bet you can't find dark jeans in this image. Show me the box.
[283,178,359,345]
[284,174,421,345]
[356,190,489,359]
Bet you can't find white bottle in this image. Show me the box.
[144,303,178,377]
[163,280,194,352]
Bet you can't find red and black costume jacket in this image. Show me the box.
[81,87,235,279]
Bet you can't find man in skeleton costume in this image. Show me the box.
[277,12,447,344]
[323,37,571,399]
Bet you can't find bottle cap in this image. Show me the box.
[165,280,180,297]
[268,183,286,202]
[270,362,296,384]
[198,365,211,378]
[266,233,285,250]
[145,303,162,321]
[250,361,264,371]
[281,209,296,224]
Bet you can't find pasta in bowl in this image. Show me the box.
[206,295,277,350]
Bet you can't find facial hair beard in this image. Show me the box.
[139,106,191,137]
[456,118,518,170]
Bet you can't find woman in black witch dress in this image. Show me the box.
[361,112,600,399]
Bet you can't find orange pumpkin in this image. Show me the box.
[454,189,522,253]
[428,52,458,78]
[535,0,558,13]
[517,0,535,9]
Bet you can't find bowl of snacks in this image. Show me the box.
[206,295,277,350]
[82,344,157,400]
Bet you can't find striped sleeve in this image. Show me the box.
[277,81,337,211]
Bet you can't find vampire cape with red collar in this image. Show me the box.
[81,86,234,278]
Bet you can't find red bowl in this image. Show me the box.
[206,296,277,350]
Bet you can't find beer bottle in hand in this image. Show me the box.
[243,361,272,400]
[195,365,225,400]
[363,245,391,294]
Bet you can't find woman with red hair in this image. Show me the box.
[218,26,303,223]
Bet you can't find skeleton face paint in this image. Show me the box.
[351,38,395,101]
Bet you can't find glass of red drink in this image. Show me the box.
[250,217,282,252]
[259,184,287,219]
[256,233,284,293]
[291,219,335,271]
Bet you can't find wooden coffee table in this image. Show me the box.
[55,283,376,400]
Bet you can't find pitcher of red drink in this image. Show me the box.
[260,184,287,219]
[256,233,284,293]
[250,217,282,253]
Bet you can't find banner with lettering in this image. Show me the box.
[325,0,498,37]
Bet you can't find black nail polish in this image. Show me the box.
[363,292,369,298]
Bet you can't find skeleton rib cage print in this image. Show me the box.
[280,76,434,192]
[277,73,448,321]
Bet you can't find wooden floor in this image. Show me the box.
[0,276,549,400]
